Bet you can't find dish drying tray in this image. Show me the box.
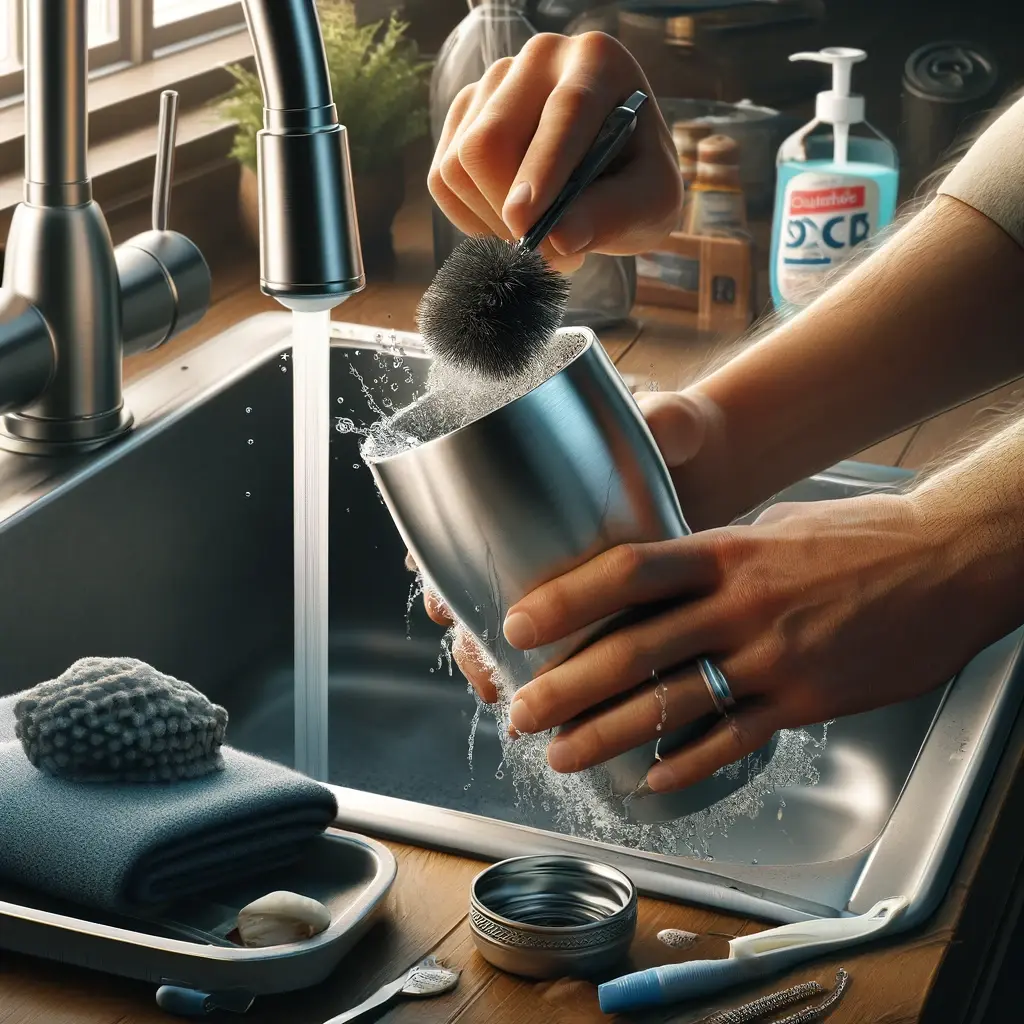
[0,828,397,1004]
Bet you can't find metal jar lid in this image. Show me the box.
[902,41,999,103]
[469,855,638,980]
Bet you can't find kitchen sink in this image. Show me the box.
[2,311,1022,928]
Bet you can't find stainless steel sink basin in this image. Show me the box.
[2,311,1022,930]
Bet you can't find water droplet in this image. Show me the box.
[336,397,344,404]
[352,463,359,469]
[751,858,758,865]
[247,439,254,445]
[280,366,287,373]
[429,667,435,674]
[244,491,251,498]
[245,406,252,414]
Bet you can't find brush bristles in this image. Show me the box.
[416,235,571,379]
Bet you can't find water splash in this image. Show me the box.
[440,621,828,862]
[405,575,425,639]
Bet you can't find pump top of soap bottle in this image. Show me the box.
[789,47,865,165]
[778,46,896,171]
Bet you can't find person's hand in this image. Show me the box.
[496,491,987,793]
[407,389,716,705]
[429,31,683,274]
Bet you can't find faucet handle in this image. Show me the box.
[117,87,211,357]
[152,90,179,232]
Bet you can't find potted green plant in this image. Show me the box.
[221,0,431,274]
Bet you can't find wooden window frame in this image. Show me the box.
[0,0,247,104]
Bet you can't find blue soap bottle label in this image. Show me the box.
[775,171,879,306]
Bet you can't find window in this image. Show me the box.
[0,0,247,103]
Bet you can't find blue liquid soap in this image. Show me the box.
[769,48,899,313]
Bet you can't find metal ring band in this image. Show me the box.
[698,658,735,716]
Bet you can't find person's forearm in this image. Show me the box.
[680,195,1024,526]
[908,413,1024,656]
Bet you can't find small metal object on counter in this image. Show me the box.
[901,41,1000,196]
[322,956,460,1024]
[469,855,638,979]
[155,984,254,1018]
[771,969,849,1024]
[598,897,905,1014]
[696,977,826,1024]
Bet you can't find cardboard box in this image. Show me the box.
[636,230,753,331]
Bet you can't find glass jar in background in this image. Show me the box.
[680,134,747,236]
[429,0,638,331]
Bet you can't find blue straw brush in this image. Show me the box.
[598,896,909,1015]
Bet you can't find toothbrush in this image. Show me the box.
[598,896,908,1015]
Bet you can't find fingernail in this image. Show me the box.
[547,737,578,773]
[503,611,536,649]
[551,220,594,257]
[509,698,538,734]
[504,180,532,214]
[646,765,672,792]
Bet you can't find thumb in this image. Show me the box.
[634,391,707,469]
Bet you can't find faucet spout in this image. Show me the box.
[240,0,365,311]
[240,0,333,114]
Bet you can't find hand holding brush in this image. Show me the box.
[418,89,649,379]
[429,33,682,273]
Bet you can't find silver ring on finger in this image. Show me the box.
[698,657,735,717]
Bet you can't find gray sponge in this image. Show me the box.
[13,657,229,783]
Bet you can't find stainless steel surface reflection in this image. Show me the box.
[367,327,777,823]
[469,855,637,979]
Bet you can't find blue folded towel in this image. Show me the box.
[0,693,337,914]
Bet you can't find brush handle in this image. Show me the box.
[520,90,648,252]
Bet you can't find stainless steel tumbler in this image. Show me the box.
[368,327,776,823]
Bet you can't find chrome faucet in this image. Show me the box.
[240,0,365,312]
[0,0,364,456]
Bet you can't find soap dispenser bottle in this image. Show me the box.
[769,47,899,312]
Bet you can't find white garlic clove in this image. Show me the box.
[236,890,331,948]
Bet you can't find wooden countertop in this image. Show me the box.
[4,172,1024,1024]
